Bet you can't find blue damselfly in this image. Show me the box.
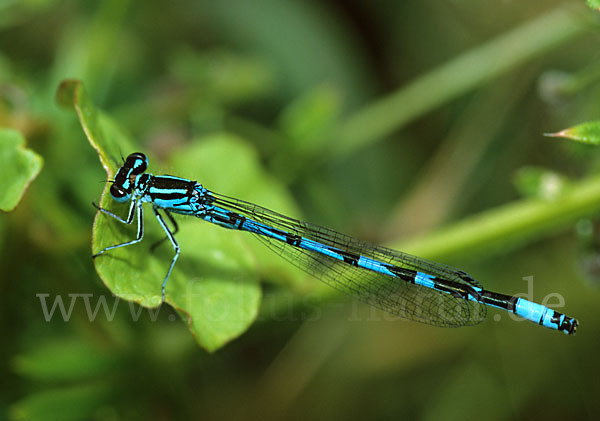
[93,153,578,334]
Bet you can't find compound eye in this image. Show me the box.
[126,152,148,175]
[110,184,129,201]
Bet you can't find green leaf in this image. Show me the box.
[546,120,600,145]
[0,128,43,212]
[167,135,310,348]
[587,0,600,11]
[56,79,305,351]
[168,136,306,289]
[11,383,111,421]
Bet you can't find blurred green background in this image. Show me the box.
[1,0,600,419]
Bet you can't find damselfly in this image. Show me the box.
[93,152,578,334]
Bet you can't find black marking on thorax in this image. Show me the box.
[147,176,196,201]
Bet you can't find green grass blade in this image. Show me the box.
[333,6,589,157]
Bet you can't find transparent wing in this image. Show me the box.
[212,193,487,327]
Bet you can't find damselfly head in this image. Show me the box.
[125,152,148,175]
[108,153,148,202]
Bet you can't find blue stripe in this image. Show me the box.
[415,272,436,289]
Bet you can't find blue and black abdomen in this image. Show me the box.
[201,192,488,327]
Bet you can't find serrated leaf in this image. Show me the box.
[546,120,600,145]
[0,128,43,212]
[56,79,306,351]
